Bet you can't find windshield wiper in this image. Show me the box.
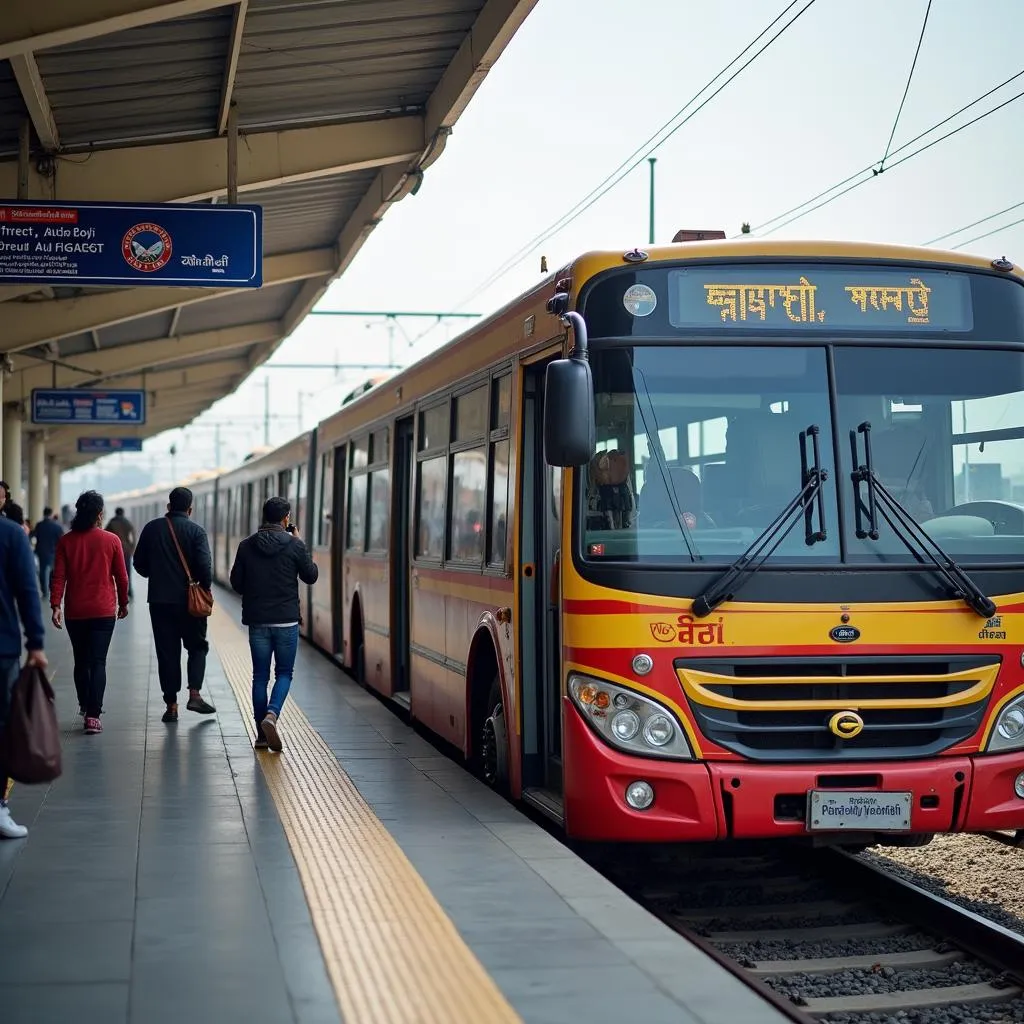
[850,421,996,619]
[632,366,699,562]
[692,426,828,618]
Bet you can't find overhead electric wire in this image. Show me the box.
[949,213,1024,251]
[746,68,1024,237]
[923,200,1024,246]
[880,0,932,168]
[454,0,818,310]
[752,78,1024,237]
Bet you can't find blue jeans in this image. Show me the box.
[249,625,299,728]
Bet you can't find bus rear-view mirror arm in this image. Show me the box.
[543,305,596,468]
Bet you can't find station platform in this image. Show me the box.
[0,581,789,1024]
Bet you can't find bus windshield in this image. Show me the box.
[583,343,1024,566]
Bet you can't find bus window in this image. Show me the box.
[368,468,390,551]
[347,474,367,552]
[450,449,486,561]
[488,440,510,566]
[415,456,445,560]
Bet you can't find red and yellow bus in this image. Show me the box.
[122,236,1024,847]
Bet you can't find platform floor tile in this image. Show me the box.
[211,588,790,1024]
[0,601,340,1024]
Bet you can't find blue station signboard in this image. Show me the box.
[32,389,146,426]
[77,438,144,454]
[0,201,262,288]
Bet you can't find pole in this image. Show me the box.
[18,121,30,200]
[263,376,270,446]
[226,102,237,204]
[647,157,657,245]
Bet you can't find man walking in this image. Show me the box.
[31,506,63,596]
[105,506,137,599]
[0,515,48,839]
[230,496,317,752]
[132,487,216,723]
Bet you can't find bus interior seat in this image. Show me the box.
[640,465,704,526]
[717,411,800,524]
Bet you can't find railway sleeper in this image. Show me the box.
[708,921,915,944]
[675,898,856,923]
[749,948,964,977]
[799,981,1023,1017]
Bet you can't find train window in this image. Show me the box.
[296,465,307,534]
[368,469,390,551]
[491,374,512,429]
[347,474,367,552]
[419,402,448,452]
[449,448,487,562]
[370,429,389,465]
[415,455,446,560]
[488,439,510,566]
[454,386,487,443]
[351,437,369,469]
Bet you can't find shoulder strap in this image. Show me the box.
[166,517,194,583]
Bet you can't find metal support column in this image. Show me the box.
[47,455,61,513]
[3,407,23,504]
[27,433,45,524]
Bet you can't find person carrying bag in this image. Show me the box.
[166,518,214,618]
[0,663,61,785]
[131,487,217,724]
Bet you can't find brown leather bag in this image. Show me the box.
[0,664,62,784]
[166,518,214,617]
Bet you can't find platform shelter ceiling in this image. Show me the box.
[0,0,536,469]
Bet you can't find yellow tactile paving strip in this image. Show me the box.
[210,609,522,1024]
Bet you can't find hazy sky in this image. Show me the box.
[67,0,1024,494]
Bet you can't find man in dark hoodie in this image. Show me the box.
[229,496,318,752]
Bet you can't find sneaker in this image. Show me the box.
[186,692,216,715]
[162,703,178,723]
[84,717,102,735]
[254,736,270,750]
[260,712,282,752]
[0,802,27,839]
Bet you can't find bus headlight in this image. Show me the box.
[987,693,1024,753]
[568,673,692,760]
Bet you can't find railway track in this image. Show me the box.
[591,843,1024,1023]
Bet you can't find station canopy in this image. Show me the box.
[0,0,535,468]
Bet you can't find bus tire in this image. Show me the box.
[480,677,509,794]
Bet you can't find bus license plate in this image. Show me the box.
[807,790,912,831]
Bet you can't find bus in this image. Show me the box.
[120,236,1024,848]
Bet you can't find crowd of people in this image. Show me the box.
[0,485,318,840]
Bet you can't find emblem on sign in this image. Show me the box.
[829,625,860,643]
[122,222,172,273]
[828,710,864,739]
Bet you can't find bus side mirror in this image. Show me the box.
[544,357,595,467]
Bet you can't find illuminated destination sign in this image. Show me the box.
[668,265,974,332]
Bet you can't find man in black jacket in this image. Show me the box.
[133,486,217,723]
[230,496,318,752]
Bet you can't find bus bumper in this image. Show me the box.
[562,700,1024,840]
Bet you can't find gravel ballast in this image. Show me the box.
[821,995,1024,1022]
[862,835,1024,937]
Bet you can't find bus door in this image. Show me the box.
[391,417,414,698]
[521,361,563,802]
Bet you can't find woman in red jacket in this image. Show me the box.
[50,491,129,735]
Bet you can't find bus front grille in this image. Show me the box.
[675,656,1000,761]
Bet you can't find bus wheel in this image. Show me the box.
[480,677,509,793]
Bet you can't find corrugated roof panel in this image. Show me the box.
[253,169,376,254]
[52,333,100,358]
[0,61,26,158]
[175,281,299,335]
[94,311,176,350]
[35,10,233,148]
[234,0,481,128]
